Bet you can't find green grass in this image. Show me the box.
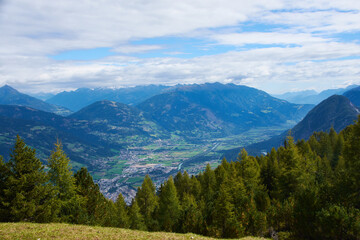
[0,222,268,240]
[127,176,144,183]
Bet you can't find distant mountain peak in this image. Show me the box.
[0,84,19,93]
[290,94,358,140]
[0,85,72,116]
[343,86,360,108]
[225,94,360,157]
[46,85,172,112]
[137,82,312,138]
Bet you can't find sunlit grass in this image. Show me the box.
[0,222,269,240]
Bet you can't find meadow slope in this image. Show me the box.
[0,223,268,240]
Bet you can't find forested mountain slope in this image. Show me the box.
[137,83,313,139]
[224,94,359,158]
[1,117,359,239]
[47,85,171,111]
[0,85,71,116]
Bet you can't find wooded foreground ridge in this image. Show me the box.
[1,117,360,240]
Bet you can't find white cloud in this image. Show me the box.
[0,0,359,94]
[260,10,360,34]
[0,0,282,55]
[112,45,163,54]
[212,32,327,46]
[2,40,359,94]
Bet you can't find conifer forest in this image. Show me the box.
[1,117,360,240]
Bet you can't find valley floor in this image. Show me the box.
[0,223,268,240]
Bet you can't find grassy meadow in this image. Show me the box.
[0,222,268,240]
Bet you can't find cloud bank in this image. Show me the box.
[0,0,359,94]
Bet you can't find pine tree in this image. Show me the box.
[158,176,181,232]
[135,175,158,230]
[2,135,55,222]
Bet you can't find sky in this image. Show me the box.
[0,0,359,94]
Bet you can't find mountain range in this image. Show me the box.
[0,85,72,116]
[223,92,360,159]
[1,82,359,201]
[273,85,358,104]
[137,83,312,139]
[46,85,172,112]
[343,86,360,108]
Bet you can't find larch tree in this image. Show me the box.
[135,174,158,231]
[48,141,82,223]
[129,198,146,230]
[114,192,129,228]
[158,176,181,232]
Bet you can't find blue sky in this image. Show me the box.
[0,0,359,94]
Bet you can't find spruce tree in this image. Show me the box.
[74,167,103,224]
[3,135,55,222]
[0,155,10,221]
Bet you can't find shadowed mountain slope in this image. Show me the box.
[223,94,360,158]
[47,85,171,111]
[137,83,313,138]
[0,85,71,116]
[343,86,360,108]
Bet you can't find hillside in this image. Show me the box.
[70,100,166,138]
[2,117,359,239]
[290,95,359,140]
[0,84,314,203]
[47,85,171,111]
[0,223,266,240]
[224,94,360,158]
[137,83,313,139]
[0,105,113,165]
[343,86,360,108]
[0,85,72,116]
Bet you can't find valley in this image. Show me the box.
[2,82,348,202]
[85,125,289,202]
